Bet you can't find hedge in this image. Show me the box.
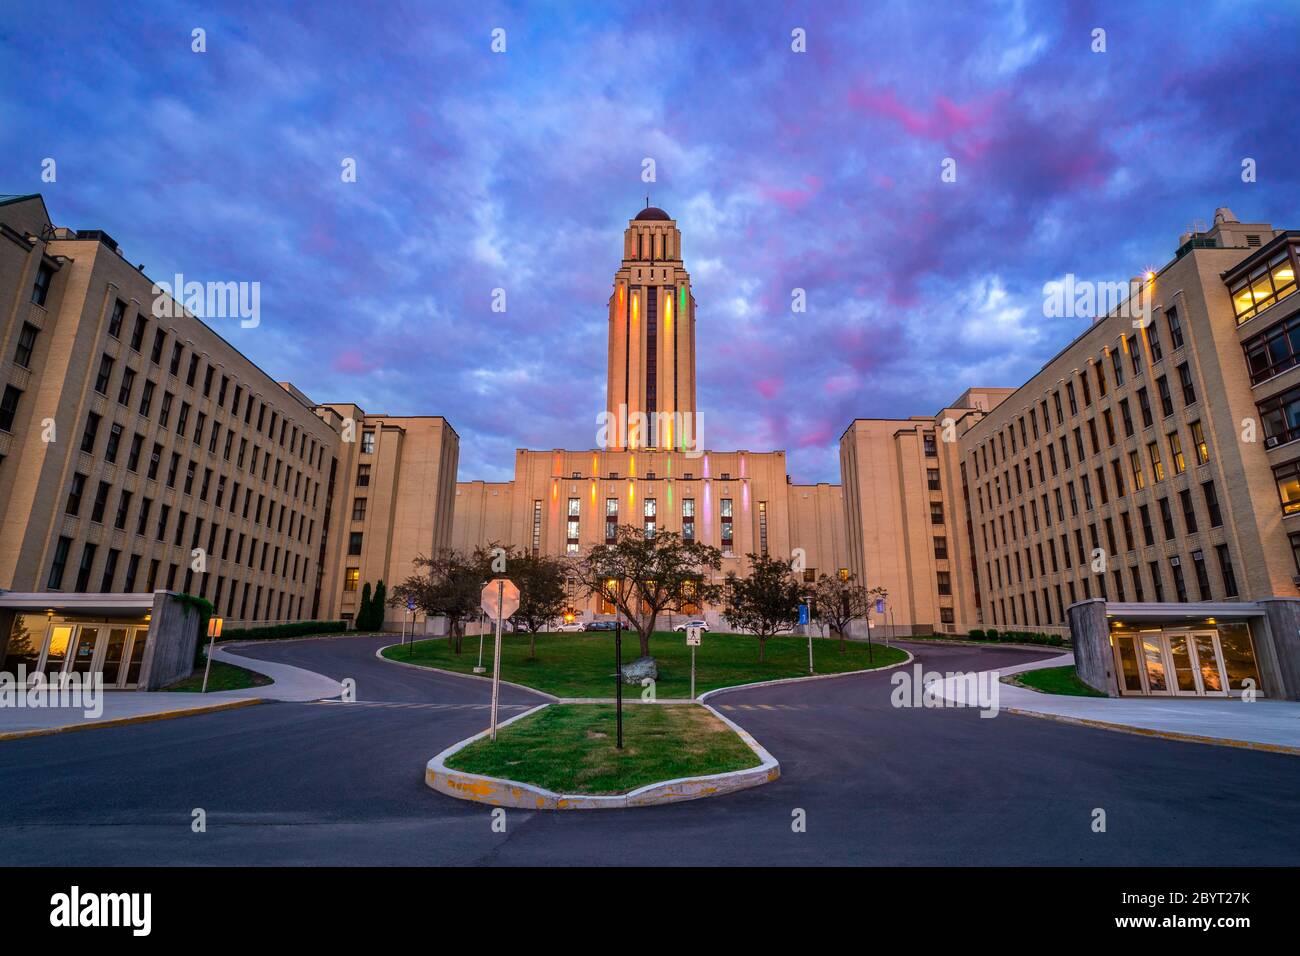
[219,620,347,642]
[967,628,1068,647]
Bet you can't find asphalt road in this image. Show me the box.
[2,635,1298,866]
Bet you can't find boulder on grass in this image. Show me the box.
[620,656,658,685]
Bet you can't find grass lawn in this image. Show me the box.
[384,630,907,698]
[1010,665,1107,698]
[163,660,273,692]
[445,703,760,794]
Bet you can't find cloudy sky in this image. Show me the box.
[3,1,1297,482]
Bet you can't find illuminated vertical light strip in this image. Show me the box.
[590,479,596,506]
[703,479,712,533]
[703,453,710,479]
[630,290,640,450]
[679,285,688,453]
[628,478,635,506]
[664,293,673,450]
[743,482,750,511]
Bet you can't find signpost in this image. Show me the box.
[799,603,813,674]
[404,597,416,657]
[201,617,223,693]
[480,578,520,741]
[614,619,623,749]
[685,624,702,699]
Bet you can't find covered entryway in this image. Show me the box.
[0,591,201,691]
[1068,599,1297,699]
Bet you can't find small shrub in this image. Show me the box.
[968,628,986,640]
[985,628,999,641]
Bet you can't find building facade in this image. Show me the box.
[0,194,459,645]
[452,206,847,622]
[839,208,1300,697]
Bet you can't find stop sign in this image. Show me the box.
[481,578,520,620]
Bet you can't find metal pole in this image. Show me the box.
[615,619,623,749]
[690,643,696,699]
[201,627,215,693]
[490,581,504,741]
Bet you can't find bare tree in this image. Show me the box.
[810,573,886,652]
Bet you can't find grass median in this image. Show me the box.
[444,703,760,795]
[384,629,908,698]
[163,660,273,692]
[1009,664,1107,698]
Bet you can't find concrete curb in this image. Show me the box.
[937,654,1300,757]
[0,698,263,742]
[697,648,915,702]
[374,645,560,702]
[424,701,781,810]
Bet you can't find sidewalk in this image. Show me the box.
[937,653,1300,754]
[0,643,344,741]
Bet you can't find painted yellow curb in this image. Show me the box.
[1005,707,1300,757]
[425,701,781,810]
[0,697,263,742]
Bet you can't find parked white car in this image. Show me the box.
[554,621,586,632]
[672,619,709,632]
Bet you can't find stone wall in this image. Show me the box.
[1066,599,1116,696]
[136,592,202,690]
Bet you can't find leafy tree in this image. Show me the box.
[358,582,374,631]
[389,549,491,654]
[810,574,886,652]
[570,525,722,659]
[723,553,803,662]
[494,546,569,659]
[370,580,387,631]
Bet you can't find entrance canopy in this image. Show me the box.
[0,591,156,618]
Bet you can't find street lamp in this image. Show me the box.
[201,616,223,693]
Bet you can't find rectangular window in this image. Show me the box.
[1158,497,1176,540]
[32,263,54,306]
[65,472,86,515]
[605,498,618,545]
[934,535,948,559]
[356,464,371,487]
[1147,441,1164,482]
[1177,362,1196,405]
[352,498,367,521]
[566,497,581,554]
[1216,544,1238,598]
[129,314,146,352]
[1137,387,1153,428]
[1128,449,1145,491]
[1168,431,1186,474]
[0,385,20,432]
[531,499,542,555]
[1179,488,1198,534]
[927,468,940,491]
[48,536,71,589]
[930,501,944,525]
[721,498,734,554]
[1166,306,1185,350]
[682,498,695,541]
[348,531,363,556]
[936,571,952,596]
[1190,420,1209,464]
[758,500,768,556]
[1229,248,1297,323]
[1156,375,1174,417]
[117,367,135,406]
[361,430,375,454]
[13,322,38,368]
[1202,480,1223,527]
[80,412,101,453]
[108,299,126,338]
[344,568,360,592]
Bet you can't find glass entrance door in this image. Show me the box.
[1112,627,1234,697]
[68,626,103,676]
[101,627,131,687]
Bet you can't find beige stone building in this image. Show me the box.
[0,194,458,653]
[451,206,848,622]
[839,208,1300,697]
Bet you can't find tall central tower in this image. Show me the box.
[605,205,697,450]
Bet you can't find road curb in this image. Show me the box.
[374,644,560,701]
[0,698,263,742]
[1002,707,1300,757]
[424,701,780,810]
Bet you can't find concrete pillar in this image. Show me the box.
[1066,598,1116,696]
[1253,599,1300,700]
[136,591,202,690]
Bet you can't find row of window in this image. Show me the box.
[46,534,310,624]
[986,544,1238,629]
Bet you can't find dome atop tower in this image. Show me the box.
[635,206,671,221]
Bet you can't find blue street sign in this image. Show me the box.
[875,599,885,614]
[407,598,416,612]
[798,604,809,625]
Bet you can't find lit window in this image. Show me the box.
[344,568,360,592]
